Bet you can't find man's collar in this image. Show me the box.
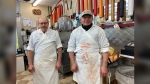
[38,28,51,34]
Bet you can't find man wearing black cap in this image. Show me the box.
[67,10,110,84]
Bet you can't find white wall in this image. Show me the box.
[17,2,49,48]
[20,2,49,30]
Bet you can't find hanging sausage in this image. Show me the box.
[47,0,62,19]
[56,6,59,19]
[78,0,80,14]
[94,0,97,16]
[66,0,69,10]
[70,0,72,9]
[85,0,88,10]
[99,0,103,18]
[59,5,61,18]
[120,0,124,18]
[105,0,109,20]
[55,8,58,22]
[60,4,63,17]
[81,0,84,12]
[102,6,104,17]
[52,12,55,26]
[90,0,93,12]
[50,13,53,26]
[128,0,134,16]
[122,1,126,21]
[111,0,115,21]
[57,5,61,19]
[117,2,120,21]
[53,9,57,23]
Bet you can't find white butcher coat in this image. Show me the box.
[67,25,109,84]
[27,28,62,84]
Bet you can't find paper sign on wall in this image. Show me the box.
[31,20,37,27]
[23,18,31,26]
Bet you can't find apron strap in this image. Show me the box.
[84,31,99,46]
[35,34,47,49]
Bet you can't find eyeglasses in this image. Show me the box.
[39,22,48,25]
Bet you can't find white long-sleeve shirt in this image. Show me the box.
[67,25,109,53]
[27,29,62,52]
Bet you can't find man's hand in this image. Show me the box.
[100,66,108,77]
[28,64,35,73]
[55,61,61,70]
[71,63,78,72]
[101,52,109,77]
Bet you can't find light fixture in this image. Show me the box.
[33,0,42,6]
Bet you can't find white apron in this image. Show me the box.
[73,29,102,84]
[33,33,59,84]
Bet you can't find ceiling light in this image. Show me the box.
[33,0,41,6]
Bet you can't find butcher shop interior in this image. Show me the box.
[16,0,134,84]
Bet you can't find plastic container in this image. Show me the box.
[115,66,134,84]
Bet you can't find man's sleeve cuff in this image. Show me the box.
[26,46,34,51]
[57,44,63,49]
[67,48,75,52]
[100,47,109,52]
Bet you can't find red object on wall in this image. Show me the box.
[85,0,88,10]
[60,5,63,16]
[102,6,104,17]
[117,2,120,21]
[105,0,109,20]
[52,13,54,26]
[53,9,57,23]
[81,0,84,12]
[57,5,61,19]
[78,0,80,14]
[99,0,103,18]
[94,0,97,16]
[90,0,93,12]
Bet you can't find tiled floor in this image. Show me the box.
[16,71,32,84]
[16,71,76,84]
[16,55,118,84]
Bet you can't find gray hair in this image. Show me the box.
[38,16,48,23]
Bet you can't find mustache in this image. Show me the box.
[41,26,46,28]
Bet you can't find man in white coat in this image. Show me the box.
[67,10,110,84]
[27,16,62,84]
